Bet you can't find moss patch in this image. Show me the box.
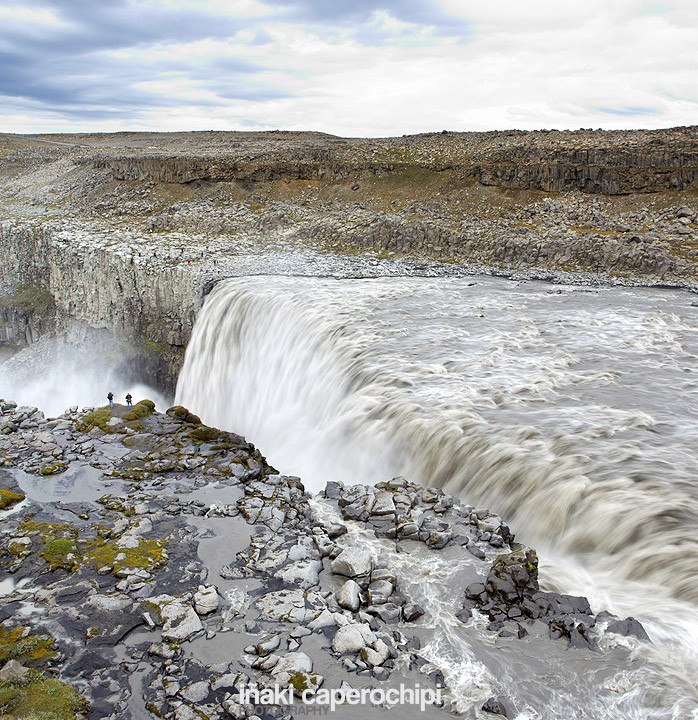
[39,463,67,477]
[98,494,135,516]
[0,669,87,720]
[122,399,155,422]
[39,536,78,571]
[185,426,220,442]
[143,337,168,356]
[0,489,24,510]
[82,537,167,575]
[0,627,58,668]
[75,407,113,433]
[16,520,168,577]
[166,405,201,424]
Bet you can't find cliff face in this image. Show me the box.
[0,222,202,387]
[470,138,698,194]
[83,126,698,195]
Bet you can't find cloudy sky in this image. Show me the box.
[1,0,696,136]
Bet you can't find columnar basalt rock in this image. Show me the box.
[0,221,202,386]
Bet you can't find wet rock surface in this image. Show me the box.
[0,397,654,719]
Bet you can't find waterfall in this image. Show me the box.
[176,274,698,714]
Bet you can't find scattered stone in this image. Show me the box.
[158,599,204,642]
[0,659,29,683]
[607,617,650,642]
[193,585,219,615]
[336,579,362,612]
[482,697,509,716]
[331,624,376,654]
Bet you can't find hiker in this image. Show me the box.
[126,393,133,408]
[107,392,114,409]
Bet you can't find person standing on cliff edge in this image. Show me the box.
[126,393,133,408]
[107,392,114,409]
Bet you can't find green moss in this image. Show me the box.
[0,489,24,510]
[209,443,233,452]
[75,407,112,433]
[122,399,155,422]
[8,539,30,558]
[0,669,86,719]
[39,537,77,571]
[98,494,135,516]
[18,521,76,537]
[167,406,201,424]
[83,538,167,575]
[0,627,58,668]
[288,672,318,693]
[143,338,168,356]
[185,426,220,442]
[39,463,66,477]
[110,467,150,481]
[17,519,168,577]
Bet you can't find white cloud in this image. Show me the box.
[0,6,65,25]
[1,0,697,134]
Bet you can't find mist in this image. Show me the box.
[0,331,171,418]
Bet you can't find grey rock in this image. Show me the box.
[255,589,326,623]
[402,603,425,622]
[482,697,509,716]
[371,491,396,515]
[331,624,376,654]
[245,634,281,656]
[336,579,362,612]
[607,617,650,641]
[193,585,219,615]
[271,651,313,676]
[179,680,209,703]
[275,559,322,588]
[0,659,29,683]
[367,580,394,605]
[331,547,374,579]
[159,599,204,642]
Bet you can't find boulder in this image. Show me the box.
[607,617,650,642]
[336,579,361,612]
[193,585,219,615]
[255,589,325,623]
[331,623,376,654]
[367,580,394,605]
[160,600,204,642]
[0,659,29,683]
[331,547,374,579]
[482,697,509,716]
[271,652,313,676]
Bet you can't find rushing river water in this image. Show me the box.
[176,274,698,718]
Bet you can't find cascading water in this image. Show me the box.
[176,274,698,717]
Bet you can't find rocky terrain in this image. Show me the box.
[1,129,693,718]
[0,397,650,719]
[1,128,697,390]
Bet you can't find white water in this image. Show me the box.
[176,274,698,718]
